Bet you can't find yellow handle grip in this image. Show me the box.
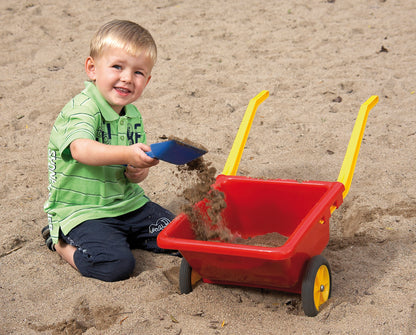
[337,95,379,199]
[222,90,269,176]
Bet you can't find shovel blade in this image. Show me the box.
[146,140,207,165]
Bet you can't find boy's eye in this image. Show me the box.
[135,71,144,76]
[112,65,121,70]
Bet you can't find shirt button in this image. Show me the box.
[120,136,125,141]
[120,120,125,125]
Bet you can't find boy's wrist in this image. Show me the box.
[117,145,129,165]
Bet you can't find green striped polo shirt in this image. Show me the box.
[44,81,149,244]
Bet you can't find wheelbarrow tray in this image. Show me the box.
[158,174,344,293]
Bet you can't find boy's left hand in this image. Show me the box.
[125,165,150,183]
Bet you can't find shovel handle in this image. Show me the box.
[337,95,379,200]
[222,90,269,176]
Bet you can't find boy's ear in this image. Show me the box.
[145,75,152,87]
[85,57,96,81]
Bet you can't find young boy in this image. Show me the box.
[43,20,176,282]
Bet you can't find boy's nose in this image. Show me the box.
[121,70,132,82]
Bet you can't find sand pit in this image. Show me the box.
[1,1,415,334]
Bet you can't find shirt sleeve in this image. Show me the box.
[50,104,100,161]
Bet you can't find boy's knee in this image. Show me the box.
[75,249,135,282]
[101,252,135,282]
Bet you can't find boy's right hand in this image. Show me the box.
[128,143,159,168]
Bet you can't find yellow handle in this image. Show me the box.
[222,90,269,176]
[337,95,379,199]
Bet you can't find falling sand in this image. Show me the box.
[176,153,288,246]
[178,157,234,242]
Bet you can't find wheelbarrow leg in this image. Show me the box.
[179,258,202,294]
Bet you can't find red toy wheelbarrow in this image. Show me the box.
[157,92,379,316]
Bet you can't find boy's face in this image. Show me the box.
[85,47,153,113]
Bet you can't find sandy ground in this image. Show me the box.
[1,0,415,334]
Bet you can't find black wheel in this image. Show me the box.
[301,255,332,317]
[179,258,193,294]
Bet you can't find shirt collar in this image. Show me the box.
[83,81,139,121]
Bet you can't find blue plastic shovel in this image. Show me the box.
[146,140,207,165]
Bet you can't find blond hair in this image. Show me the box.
[90,20,157,65]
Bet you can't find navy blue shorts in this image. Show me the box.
[60,201,176,282]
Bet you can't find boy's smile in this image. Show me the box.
[85,47,153,114]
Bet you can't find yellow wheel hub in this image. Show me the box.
[313,265,330,311]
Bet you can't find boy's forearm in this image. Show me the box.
[70,139,129,166]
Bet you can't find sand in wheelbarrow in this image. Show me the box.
[233,232,288,247]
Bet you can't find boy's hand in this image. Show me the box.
[124,143,158,183]
[125,165,149,183]
[128,143,159,168]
